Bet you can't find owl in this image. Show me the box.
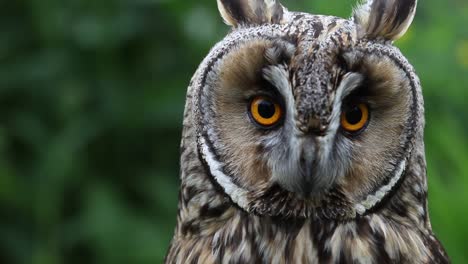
[165,0,449,263]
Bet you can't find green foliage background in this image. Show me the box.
[0,0,466,263]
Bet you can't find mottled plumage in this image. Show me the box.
[166,0,449,263]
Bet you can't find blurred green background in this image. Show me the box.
[0,0,466,263]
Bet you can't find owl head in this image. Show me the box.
[191,0,422,220]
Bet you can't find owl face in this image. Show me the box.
[194,0,420,219]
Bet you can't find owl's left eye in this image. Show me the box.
[341,103,369,133]
[249,96,282,128]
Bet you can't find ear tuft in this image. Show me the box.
[217,0,285,27]
[353,0,417,41]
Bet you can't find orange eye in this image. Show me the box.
[341,103,369,132]
[249,96,282,127]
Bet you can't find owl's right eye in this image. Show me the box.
[249,96,283,128]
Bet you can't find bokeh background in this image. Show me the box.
[0,0,467,263]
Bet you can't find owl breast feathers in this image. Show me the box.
[165,0,450,263]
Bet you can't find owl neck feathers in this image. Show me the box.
[169,127,448,263]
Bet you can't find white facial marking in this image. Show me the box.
[200,137,250,209]
[355,159,407,215]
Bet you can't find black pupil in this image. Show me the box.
[345,106,363,125]
[258,100,276,119]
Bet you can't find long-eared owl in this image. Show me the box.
[165,0,449,263]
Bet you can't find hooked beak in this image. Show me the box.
[272,132,338,198]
